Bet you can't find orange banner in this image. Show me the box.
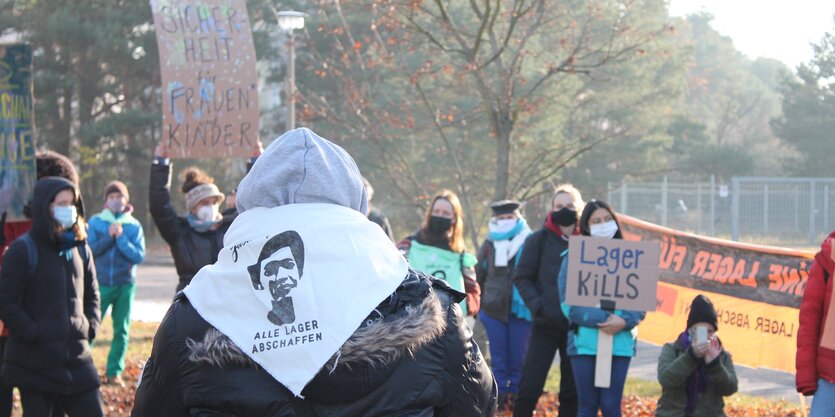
[618,215,815,372]
[642,282,799,373]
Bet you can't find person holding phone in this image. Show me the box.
[656,295,738,417]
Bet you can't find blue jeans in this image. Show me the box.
[479,312,532,395]
[570,355,630,417]
[811,379,835,417]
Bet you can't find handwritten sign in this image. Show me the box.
[150,0,259,158]
[566,235,660,312]
[0,44,36,221]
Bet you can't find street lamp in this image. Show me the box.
[273,10,306,131]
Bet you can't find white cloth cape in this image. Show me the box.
[184,204,408,396]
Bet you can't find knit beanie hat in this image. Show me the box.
[687,295,718,330]
[104,180,129,202]
[36,150,79,184]
[236,128,368,214]
[185,184,225,213]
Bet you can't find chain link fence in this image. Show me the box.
[601,176,835,246]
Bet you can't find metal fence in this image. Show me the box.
[605,176,835,246]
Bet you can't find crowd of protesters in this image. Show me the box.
[6,127,835,416]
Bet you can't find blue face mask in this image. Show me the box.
[53,205,78,229]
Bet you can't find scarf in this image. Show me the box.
[186,213,221,233]
[544,211,577,239]
[57,230,82,261]
[184,203,408,397]
[488,218,531,267]
[677,330,707,415]
[94,205,137,224]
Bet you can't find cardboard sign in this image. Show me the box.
[0,44,36,222]
[150,0,259,159]
[566,235,661,312]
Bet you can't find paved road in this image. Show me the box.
[133,257,801,403]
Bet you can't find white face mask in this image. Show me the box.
[53,205,78,229]
[489,218,517,234]
[590,220,618,238]
[197,204,219,222]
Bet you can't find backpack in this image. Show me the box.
[20,233,88,276]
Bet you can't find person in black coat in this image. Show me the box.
[132,128,496,417]
[512,184,585,417]
[149,145,234,293]
[132,271,492,417]
[0,177,103,416]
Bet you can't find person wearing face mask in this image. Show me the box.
[397,189,481,317]
[656,295,737,417]
[0,177,103,416]
[87,181,146,387]
[0,150,80,417]
[475,200,533,411]
[557,199,646,417]
[512,184,584,417]
[150,145,240,293]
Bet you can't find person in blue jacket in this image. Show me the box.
[87,181,145,387]
[557,199,645,417]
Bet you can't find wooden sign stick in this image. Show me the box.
[595,329,614,388]
[595,300,616,388]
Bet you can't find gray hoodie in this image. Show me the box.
[236,128,368,214]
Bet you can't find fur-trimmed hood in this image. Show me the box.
[187,273,448,388]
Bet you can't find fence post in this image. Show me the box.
[661,176,668,227]
[763,184,769,234]
[825,184,830,233]
[795,185,801,230]
[710,175,716,237]
[697,183,703,233]
[620,181,628,215]
[731,177,740,241]
[810,179,817,244]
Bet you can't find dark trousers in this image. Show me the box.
[479,312,532,395]
[19,387,103,417]
[0,338,12,417]
[512,324,577,417]
[570,355,631,417]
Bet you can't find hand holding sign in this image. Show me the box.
[597,314,627,335]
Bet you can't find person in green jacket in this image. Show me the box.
[656,295,738,417]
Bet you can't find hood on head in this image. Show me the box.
[817,231,835,275]
[235,128,368,214]
[30,177,83,243]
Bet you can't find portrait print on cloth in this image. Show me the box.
[183,204,409,396]
[248,231,305,326]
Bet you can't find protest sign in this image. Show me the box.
[566,235,661,311]
[565,235,660,387]
[150,0,259,159]
[0,44,36,222]
[618,214,815,372]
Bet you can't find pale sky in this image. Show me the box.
[668,0,834,68]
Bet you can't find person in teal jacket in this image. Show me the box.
[557,199,645,417]
[87,181,145,387]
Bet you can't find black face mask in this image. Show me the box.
[428,216,453,233]
[552,207,577,227]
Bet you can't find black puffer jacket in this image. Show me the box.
[149,163,235,290]
[475,240,521,322]
[0,177,100,394]
[512,228,570,329]
[132,271,497,416]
